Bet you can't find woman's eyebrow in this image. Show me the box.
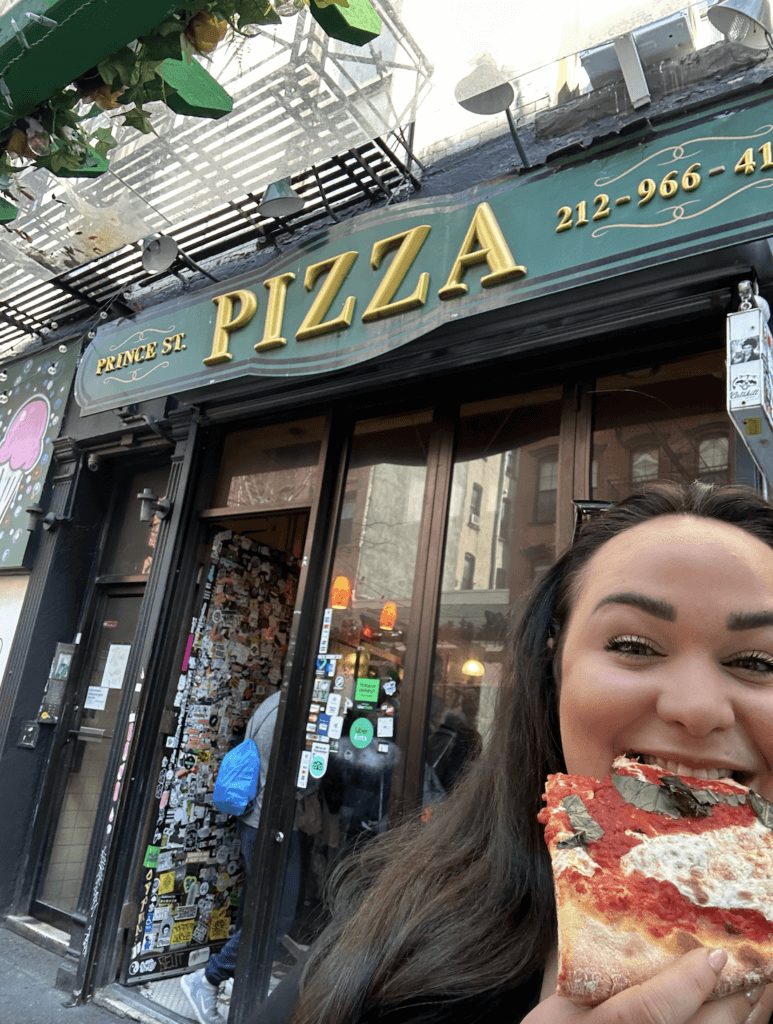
[592,592,676,620]
[726,610,773,630]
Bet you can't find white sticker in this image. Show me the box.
[377,743,390,754]
[84,685,109,710]
[383,680,397,696]
[188,947,211,967]
[297,750,312,788]
[102,644,131,689]
[334,675,345,690]
[344,696,354,712]
[319,608,333,655]
[325,693,341,717]
[377,717,394,738]
[328,715,344,739]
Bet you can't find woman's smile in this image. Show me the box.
[558,515,773,800]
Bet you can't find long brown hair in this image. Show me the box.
[291,481,773,1024]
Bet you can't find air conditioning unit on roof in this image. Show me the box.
[580,11,696,88]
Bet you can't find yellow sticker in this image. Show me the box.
[208,909,230,942]
[171,919,196,946]
[158,871,175,895]
[746,417,762,436]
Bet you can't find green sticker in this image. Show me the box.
[350,717,374,749]
[354,677,379,704]
[143,844,160,868]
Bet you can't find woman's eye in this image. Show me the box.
[604,634,660,658]
[727,651,773,674]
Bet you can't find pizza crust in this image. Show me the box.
[555,889,773,1005]
[541,760,773,1007]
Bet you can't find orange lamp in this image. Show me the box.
[379,601,397,630]
[330,575,352,609]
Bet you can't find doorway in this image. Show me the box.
[35,589,143,924]
[125,509,309,1020]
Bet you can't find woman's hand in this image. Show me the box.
[527,949,770,1024]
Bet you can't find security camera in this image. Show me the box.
[87,453,101,472]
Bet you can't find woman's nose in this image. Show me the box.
[654,662,736,737]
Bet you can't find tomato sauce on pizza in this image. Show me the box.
[539,756,773,1005]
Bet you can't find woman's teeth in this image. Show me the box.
[640,755,733,781]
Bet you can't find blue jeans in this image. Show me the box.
[205,825,300,986]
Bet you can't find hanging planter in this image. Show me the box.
[0,0,381,218]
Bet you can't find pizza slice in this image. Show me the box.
[538,755,773,1006]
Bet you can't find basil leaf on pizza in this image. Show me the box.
[556,795,604,848]
[539,755,773,1007]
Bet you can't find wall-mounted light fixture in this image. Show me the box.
[455,52,531,168]
[141,235,218,283]
[258,179,306,218]
[708,0,773,49]
[137,487,173,523]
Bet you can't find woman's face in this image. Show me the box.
[559,515,773,800]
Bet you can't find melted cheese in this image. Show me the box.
[553,846,598,877]
[620,819,773,921]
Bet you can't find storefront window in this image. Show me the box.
[430,387,562,779]
[212,417,325,509]
[290,410,432,944]
[591,352,733,502]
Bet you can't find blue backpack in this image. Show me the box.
[213,737,260,816]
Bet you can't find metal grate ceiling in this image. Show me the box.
[0,127,421,357]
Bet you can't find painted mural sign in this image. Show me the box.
[75,88,773,415]
[0,343,78,568]
[125,530,299,983]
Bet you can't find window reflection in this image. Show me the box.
[592,353,732,502]
[430,389,562,775]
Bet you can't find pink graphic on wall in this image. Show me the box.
[0,397,50,526]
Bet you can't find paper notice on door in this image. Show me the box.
[102,644,131,689]
[84,685,109,710]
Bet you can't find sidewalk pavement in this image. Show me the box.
[0,925,123,1024]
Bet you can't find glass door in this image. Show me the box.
[289,410,433,945]
[35,589,143,921]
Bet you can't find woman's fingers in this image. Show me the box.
[531,948,762,1024]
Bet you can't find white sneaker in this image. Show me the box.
[181,969,225,1024]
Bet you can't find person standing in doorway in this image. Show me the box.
[181,689,281,1024]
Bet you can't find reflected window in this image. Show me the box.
[591,353,732,503]
[698,436,729,486]
[433,387,562,770]
[631,446,659,485]
[469,484,483,528]
[534,457,557,523]
[338,490,357,545]
[461,553,476,590]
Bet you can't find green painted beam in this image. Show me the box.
[160,58,233,119]
[0,0,181,128]
[309,0,381,46]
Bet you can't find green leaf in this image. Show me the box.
[90,127,117,158]
[137,29,184,63]
[98,47,139,88]
[559,794,604,846]
[659,776,712,819]
[612,773,681,818]
[234,0,281,26]
[122,105,155,134]
[750,790,773,829]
